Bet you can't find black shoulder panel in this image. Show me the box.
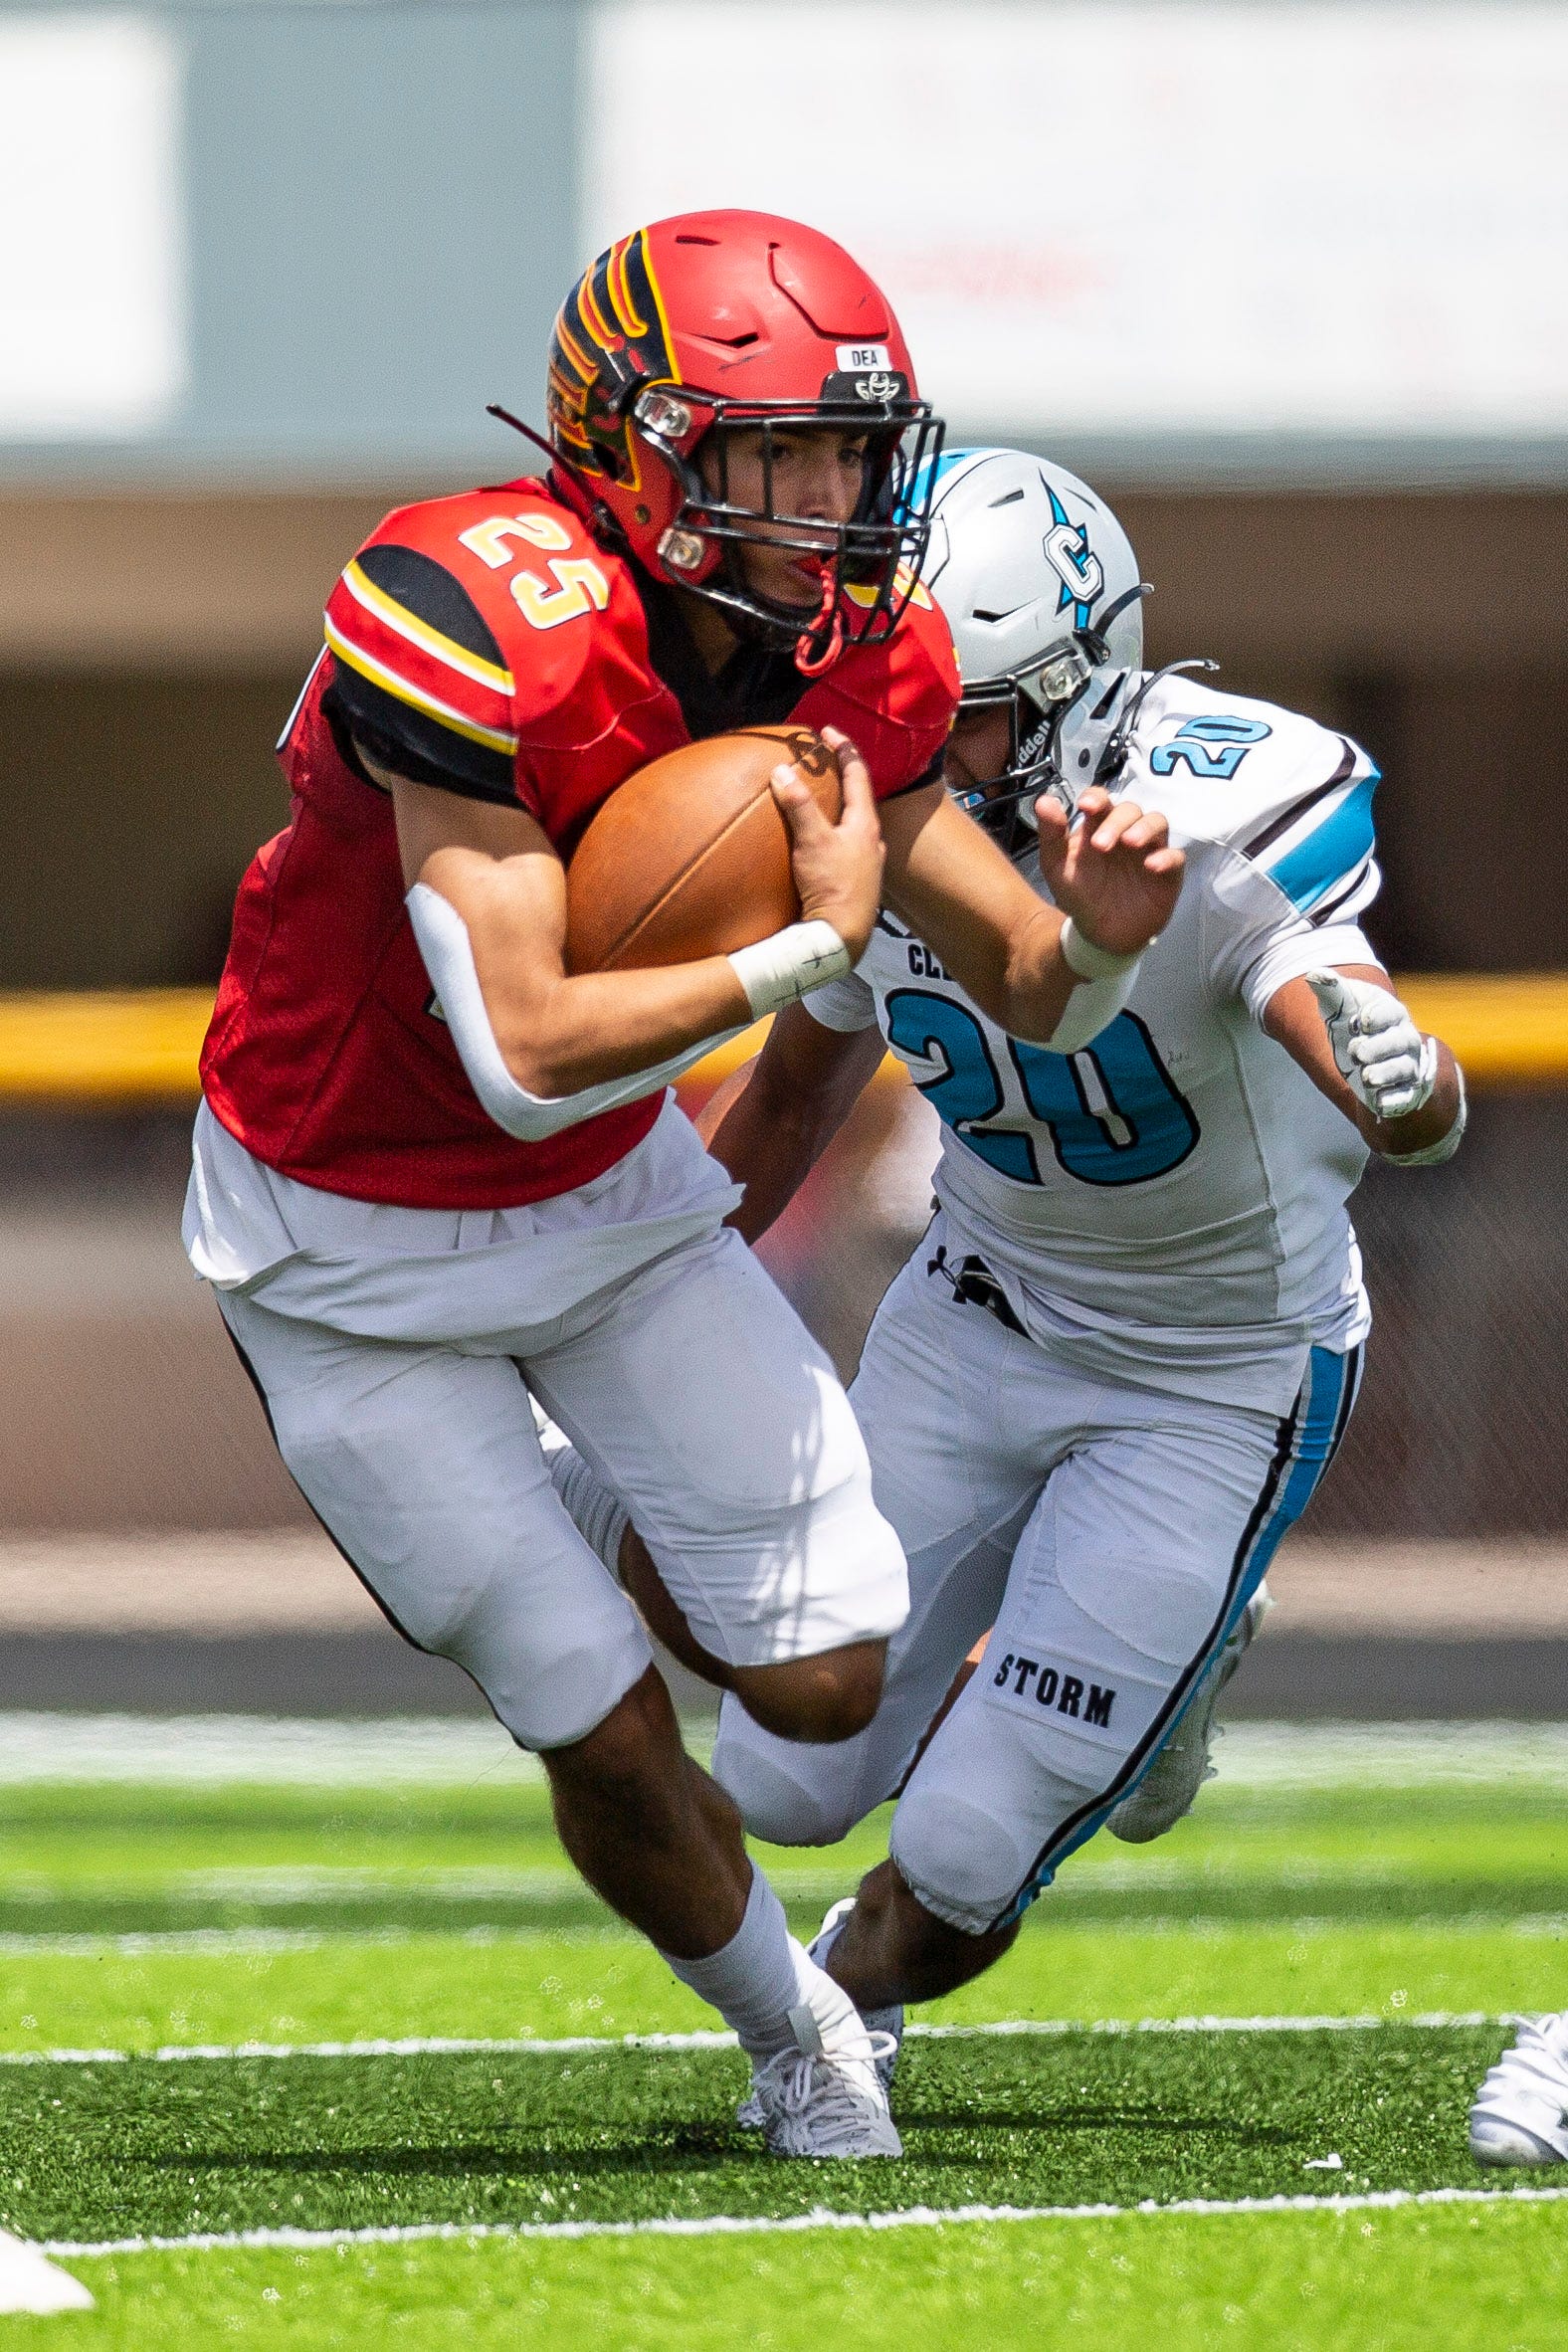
[355,543,506,670]
[320,667,518,806]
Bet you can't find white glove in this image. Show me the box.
[1305,970,1438,1122]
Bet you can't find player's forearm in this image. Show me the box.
[704,1079,832,1243]
[415,848,749,1096]
[880,783,1157,1050]
[904,885,1144,1054]
[1360,1040,1464,1160]
[884,858,1075,1042]
[703,1011,884,1242]
[704,1067,853,1242]
[484,959,750,1098]
[1267,971,1466,1166]
[994,907,1087,1044]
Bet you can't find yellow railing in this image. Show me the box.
[0,974,1564,1105]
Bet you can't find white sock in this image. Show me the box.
[659,1867,860,2061]
[543,1430,630,1577]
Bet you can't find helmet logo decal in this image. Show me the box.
[1043,486,1103,629]
[547,231,676,483]
[1017,710,1055,768]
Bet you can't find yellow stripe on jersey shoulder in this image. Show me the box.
[845,569,933,613]
[323,616,519,757]
[340,560,514,698]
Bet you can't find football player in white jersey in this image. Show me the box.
[1470,2017,1568,2168]
[546,448,1468,2091]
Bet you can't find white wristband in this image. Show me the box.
[1384,1065,1468,1166]
[1060,915,1142,982]
[727,920,852,1019]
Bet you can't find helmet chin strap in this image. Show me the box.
[793,564,847,677]
[1093,656,1219,784]
[487,401,559,467]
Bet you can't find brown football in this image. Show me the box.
[565,725,842,974]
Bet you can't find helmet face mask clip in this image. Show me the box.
[1034,640,1095,706]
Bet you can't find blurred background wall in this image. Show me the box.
[4,0,1565,994]
[0,1,1563,1616]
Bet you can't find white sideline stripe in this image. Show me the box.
[0,2013,1513,2068]
[2,1913,1560,1959]
[0,1716,1565,1787]
[42,2183,1568,2261]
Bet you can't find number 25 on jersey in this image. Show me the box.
[458,512,611,633]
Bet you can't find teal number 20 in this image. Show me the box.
[884,991,1199,1188]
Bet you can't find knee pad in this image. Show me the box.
[888,1787,1035,1937]
[436,1566,651,1753]
[270,1416,652,1747]
[711,1709,865,1848]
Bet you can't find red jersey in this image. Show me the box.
[201,474,959,1209]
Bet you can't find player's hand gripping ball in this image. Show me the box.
[565,725,843,973]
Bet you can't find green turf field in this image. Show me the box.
[1,1725,1564,2347]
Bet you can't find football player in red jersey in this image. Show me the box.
[187,211,1181,2157]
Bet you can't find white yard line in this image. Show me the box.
[0,2013,1514,2068]
[0,1715,1566,1786]
[0,1927,398,1959]
[0,1911,1560,1961]
[41,2182,1568,2261]
[0,1715,533,1785]
[1214,1721,1568,1787]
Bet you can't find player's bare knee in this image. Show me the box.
[888,1787,1030,1940]
[836,1860,1014,2007]
[731,1638,885,1745]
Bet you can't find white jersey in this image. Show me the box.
[808,673,1381,1414]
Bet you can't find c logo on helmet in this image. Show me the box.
[1043,486,1102,629]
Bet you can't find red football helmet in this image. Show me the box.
[542,210,944,672]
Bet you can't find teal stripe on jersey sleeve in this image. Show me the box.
[1265,770,1380,911]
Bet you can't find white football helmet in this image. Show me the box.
[919,448,1151,854]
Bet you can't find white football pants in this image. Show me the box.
[211,1117,906,1752]
[713,1239,1359,1932]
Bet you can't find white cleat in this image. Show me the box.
[746,2001,902,2160]
[736,1897,903,2127]
[0,2232,94,2313]
[810,1896,903,2094]
[1470,2015,1568,2166]
[1107,1585,1272,1845]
